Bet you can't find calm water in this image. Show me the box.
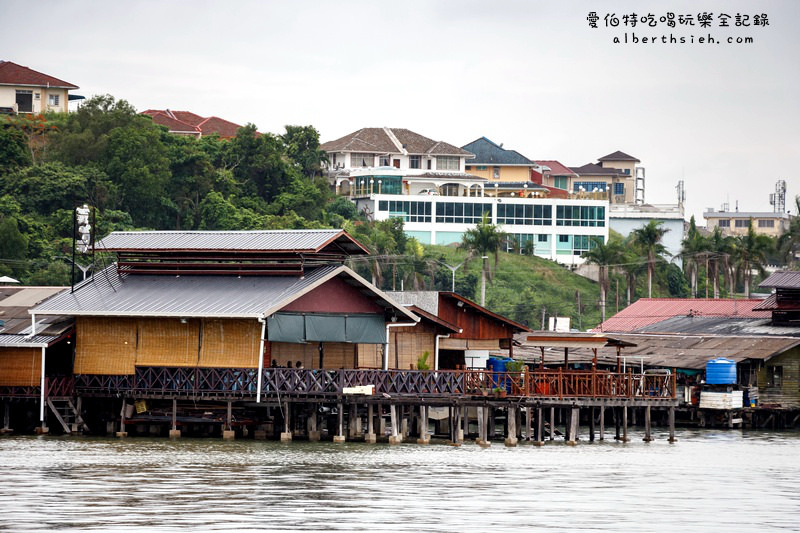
[1,429,798,532]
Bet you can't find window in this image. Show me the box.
[493,166,500,179]
[537,234,548,242]
[623,169,630,175]
[15,90,33,113]
[465,165,472,171]
[379,155,390,166]
[435,202,492,224]
[476,166,487,171]
[409,155,421,169]
[496,203,552,226]
[440,183,459,197]
[559,235,569,243]
[437,156,460,171]
[351,153,374,167]
[553,176,568,190]
[48,94,60,106]
[573,181,607,193]
[734,219,749,228]
[378,200,431,223]
[758,219,775,228]
[767,366,783,388]
[614,182,625,196]
[556,205,605,227]
[718,219,730,228]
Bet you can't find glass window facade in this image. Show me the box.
[556,205,605,227]
[497,203,552,225]
[553,176,568,190]
[409,155,421,169]
[573,181,607,193]
[435,202,492,224]
[378,200,432,223]
[614,182,625,195]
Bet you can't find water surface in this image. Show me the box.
[1,429,797,531]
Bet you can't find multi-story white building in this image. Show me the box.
[322,128,609,265]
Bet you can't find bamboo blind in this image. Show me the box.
[392,332,434,369]
[136,318,199,367]
[75,317,137,375]
[199,319,260,368]
[271,342,316,368]
[0,348,41,386]
[356,344,382,368]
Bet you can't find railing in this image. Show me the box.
[46,376,75,398]
[0,385,39,397]
[71,367,676,400]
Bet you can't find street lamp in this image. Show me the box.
[438,260,464,292]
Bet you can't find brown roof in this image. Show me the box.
[142,110,199,134]
[597,150,640,162]
[440,292,531,333]
[760,271,800,289]
[197,116,242,138]
[406,305,461,333]
[140,109,243,138]
[534,160,578,176]
[0,61,78,89]
[321,127,472,156]
[570,163,624,176]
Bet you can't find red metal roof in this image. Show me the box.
[140,109,243,138]
[593,298,770,333]
[0,61,78,89]
[534,160,577,176]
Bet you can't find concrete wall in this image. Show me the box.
[0,85,69,113]
[466,165,531,182]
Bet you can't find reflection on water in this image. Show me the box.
[1,429,798,531]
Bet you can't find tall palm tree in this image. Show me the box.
[582,235,624,323]
[631,220,670,298]
[732,220,773,297]
[460,212,507,306]
[620,235,643,306]
[778,195,800,269]
[707,227,735,298]
[678,216,709,298]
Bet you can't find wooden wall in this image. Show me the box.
[0,347,41,386]
[437,297,516,341]
[75,317,260,375]
[271,342,358,369]
[757,347,800,408]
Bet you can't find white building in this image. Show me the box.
[609,203,685,264]
[0,61,79,114]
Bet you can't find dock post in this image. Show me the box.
[614,407,620,440]
[476,406,484,443]
[621,405,629,442]
[278,401,290,442]
[549,407,555,441]
[505,407,518,447]
[169,399,181,438]
[348,404,359,439]
[116,399,128,438]
[589,406,595,442]
[400,406,409,439]
[1,403,10,434]
[333,402,346,443]
[461,405,468,442]
[365,403,376,443]
[535,407,544,445]
[378,404,386,436]
[476,406,490,447]
[567,407,579,445]
[668,406,677,443]
[389,404,401,444]
[643,405,652,442]
[308,403,321,441]
[599,406,605,441]
[417,405,430,444]
[525,407,532,441]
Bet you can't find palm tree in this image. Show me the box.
[678,216,709,298]
[778,195,800,269]
[732,220,773,297]
[459,212,507,306]
[707,227,735,298]
[631,220,670,298]
[620,235,643,306]
[582,235,624,323]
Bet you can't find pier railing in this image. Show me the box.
[72,367,676,400]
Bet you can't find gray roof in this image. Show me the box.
[703,211,791,220]
[636,316,800,337]
[0,334,57,348]
[570,163,624,176]
[760,271,800,289]
[321,127,473,157]
[461,137,534,166]
[96,229,369,254]
[597,151,640,162]
[32,264,418,321]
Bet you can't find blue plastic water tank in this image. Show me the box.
[706,358,736,384]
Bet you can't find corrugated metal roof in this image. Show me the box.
[635,316,800,337]
[507,332,800,370]
[760,271,800,289]
[31,264,418,322]
[96,229,368,254]
[0,334,56,348]
[594,298,770,333]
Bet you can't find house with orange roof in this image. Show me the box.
[0,61,79,114]
[141,109,244,139]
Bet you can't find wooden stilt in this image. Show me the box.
[389,404,401,444]
[365,403,376,443]
[567,407,579,445]
[333,402,346,443]
[535,407,544,445]
[505,407,518,447]
[549,406,555,440]
[417,405,430,444]
[614,407,621,441]
[169,398,181,438]
[476,406,484,443]
[1,403,10,434]
[461,405,468,442]
[526,407,532,441]
[589,407,596,442]
[278,401,289,442]
[668,406,677,443]
[308,404,321,441]
[643,405,652,442]
[116,399,127,438]
[599,406,605,441]
[622,405,629,442]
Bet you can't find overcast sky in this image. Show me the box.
[4,0,798,221]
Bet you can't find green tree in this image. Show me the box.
[282,125,328,178]
[778,195,800,269]
[0,216,28,277]
[732,220,773,297]
[582,235,623,323]
[459,212,507,306]
[0,125,31,171]
[678,216,710,298]
[631,220,670,298]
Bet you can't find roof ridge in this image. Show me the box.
[383,127,405,154]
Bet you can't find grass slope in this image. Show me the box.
[425,245,602,331]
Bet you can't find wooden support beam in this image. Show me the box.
[622,405,629,442]
[116,399,128,437]
[46,399,71,434]
[589,406,595,442]
[599,406,605,441]
[614,407,620,441]
[389,404,401,444]
[549,407,555,440]
[308,403,320,441]
[668,407,676,443]
[461,405,468,442]
[526,407,532,441]
[417,405,430,444]
[643,405,652,442]
[333,402,345,443]
[505,407,518,447]
[567,407,579,445]
[535,407,544,445]
[365,403,376,443]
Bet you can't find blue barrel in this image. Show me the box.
[706,358,736,384]
[493,359,508,373]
